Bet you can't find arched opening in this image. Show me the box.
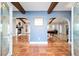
[47,16,70,43]
[14,18,30,42]
[12,17,30,55]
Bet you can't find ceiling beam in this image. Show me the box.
[48,2,58,14]
[49,18,56,24]
[16,18,26,24]
[11,2,26,14]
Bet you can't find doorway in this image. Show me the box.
[47,16,70,43]
[12,17,30,55]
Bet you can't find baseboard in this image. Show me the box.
[7,50,12,56]
[30,42,48,44]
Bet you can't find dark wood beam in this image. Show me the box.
[11,2,26,14]
[16,18,26,24]
[49,18,56,24]
[48,2,58,14]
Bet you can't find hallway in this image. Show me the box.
[13,35,71,56]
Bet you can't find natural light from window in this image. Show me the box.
[34,17,43,26]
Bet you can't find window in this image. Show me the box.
[34,17,43,26]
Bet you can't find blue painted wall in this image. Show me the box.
[13,11,71,42]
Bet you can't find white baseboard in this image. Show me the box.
[7,46,12,56]
[30,42,48,44]
[7,52,12,56]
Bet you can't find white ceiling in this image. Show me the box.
[53,2,74,11]
[52,17,68,24]
[48,17,68,24]
[12,2,51,11]
[12,2,75,11]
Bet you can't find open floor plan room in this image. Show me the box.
[0,2,73,56]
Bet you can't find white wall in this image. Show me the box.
[13,18,16,36]
[48,23,68,34]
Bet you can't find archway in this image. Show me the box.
[47,16,70,43]
[15,18,30,42]
[12,17,30,55]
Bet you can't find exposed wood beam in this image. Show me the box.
[16,18,26,24]
[11,2,26,14]
[49,18,56,24]
[48,2,58,14]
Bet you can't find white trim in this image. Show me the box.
[71,7,74,56]
[7,35,13,56]
[30,42,48,44]
[55,16,71,44]
[0,3,1,56]
[67,18,71,44]
[7,2,13,56]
